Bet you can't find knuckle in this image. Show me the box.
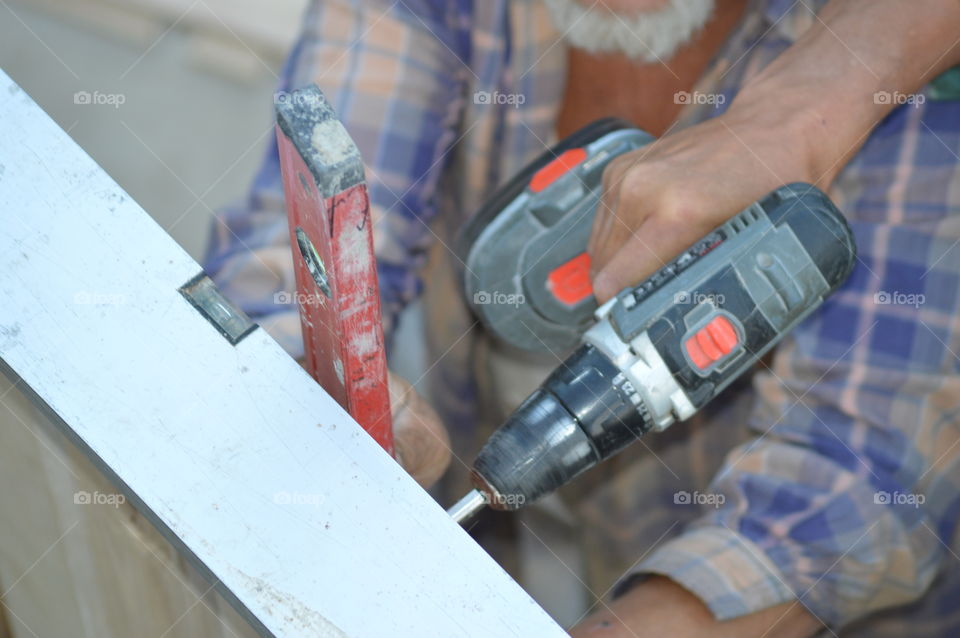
[617,175,647,209]
[602,155,631,189]
[658,187,699,223]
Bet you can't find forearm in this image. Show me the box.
[731,0,960,186]
[570,576,819,638]
[583,7,960,637]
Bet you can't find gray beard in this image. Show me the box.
[543,0,716,62]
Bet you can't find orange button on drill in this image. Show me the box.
[685,315,738,370]
[547,252,593,306]
[530,148,587,193]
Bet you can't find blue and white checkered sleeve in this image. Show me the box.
[626,99,960,629]
[204,0,469,357]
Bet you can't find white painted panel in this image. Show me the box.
[0,69,565,638]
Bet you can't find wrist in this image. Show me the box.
[724,79,846,188]
[718,86,828,187]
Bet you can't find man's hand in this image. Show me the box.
[388,371,451,488]
[580,0,960,634]
[589,0,960,304]
[588,103,818,303]
[296,357,451,487]
[569,576,820,638]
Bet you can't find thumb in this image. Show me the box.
[388,371,451,488]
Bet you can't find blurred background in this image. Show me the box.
[0,3,443,636]
[0,0,428,379]
[0,0,306,259]
[3,2,627,631]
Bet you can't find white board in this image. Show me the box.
[0,69,565,638]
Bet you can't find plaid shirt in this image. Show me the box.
[205,0,960,634]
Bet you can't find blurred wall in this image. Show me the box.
[0,0,430,419]
[0,0,307,259]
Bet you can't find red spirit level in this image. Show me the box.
[275,86,393,453]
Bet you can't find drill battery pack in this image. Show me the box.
[459,119,653,354]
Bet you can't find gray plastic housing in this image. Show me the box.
[463,126,654,353]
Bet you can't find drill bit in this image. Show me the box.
[447,489,487,525]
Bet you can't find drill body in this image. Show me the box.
[469,184,856,510]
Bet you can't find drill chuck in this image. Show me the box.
[472,345,650,510]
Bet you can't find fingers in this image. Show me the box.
[591,155,658,300]
[592,214,705,303]
[590,164,719,303]
[589,155,630,269]
[388,371,451,488]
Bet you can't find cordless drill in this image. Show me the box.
[449,120,856,523]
